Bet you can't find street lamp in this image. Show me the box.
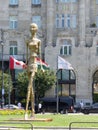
[0,41,4,108]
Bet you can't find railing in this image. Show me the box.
[0,122,33,130]
[69,122,98,130]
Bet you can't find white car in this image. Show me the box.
[4,104,20,109]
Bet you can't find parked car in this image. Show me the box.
[81,102,98,114]
[40,96,74,114]
[4,104,22,110]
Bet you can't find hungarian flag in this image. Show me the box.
[58,56,73,70]
[36,57,49,70]
[9,56,27,70]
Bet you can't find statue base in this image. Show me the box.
[24,113,28,120]
[6,118,53,122]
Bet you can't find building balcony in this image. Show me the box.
[9,4,19,8]
[31,3,41,7]
[86,27,98,35]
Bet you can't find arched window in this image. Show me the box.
[60,40,72,55]
[93,70,98,102]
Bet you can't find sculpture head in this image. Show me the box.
[30,23,38,35]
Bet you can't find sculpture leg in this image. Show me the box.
[30,71,35,117]
[31,81,35,117]
[25,84,31,113]
[25,74,32,113]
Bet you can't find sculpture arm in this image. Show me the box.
[38,41,44,72]
[38,40,41,57]
[26,40,29,65]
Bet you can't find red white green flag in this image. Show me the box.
[36,57,49,70]
[9,56,49,70]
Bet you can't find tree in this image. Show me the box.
[35,70,56,98]
[0,71,13,103]
[17,69,56,104]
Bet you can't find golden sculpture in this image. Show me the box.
[25,23,41,118]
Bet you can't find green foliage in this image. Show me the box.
[0,71,13,98]
[91,23,96,27]
[17,70,56,103]
[16,70,28,98]
[35,70,56,98]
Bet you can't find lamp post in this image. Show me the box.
[0,40,4,109]
[0,29,4,108]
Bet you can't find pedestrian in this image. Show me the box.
[18,102,22,109]
[38,103,42,112]
[80,100,84,110]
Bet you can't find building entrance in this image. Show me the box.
[57,69,76,100]
[93,70,98,102]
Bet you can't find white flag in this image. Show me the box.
[58,56,73,70]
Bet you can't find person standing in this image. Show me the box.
[80,100,84,110]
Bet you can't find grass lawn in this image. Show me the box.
[0,113,98,128]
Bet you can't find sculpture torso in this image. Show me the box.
[28,38,40,57]
[27,37,41,73]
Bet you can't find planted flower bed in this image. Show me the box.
[0,109,27,115]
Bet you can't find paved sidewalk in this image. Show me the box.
[34,127,98,130]
[1,126,97,129]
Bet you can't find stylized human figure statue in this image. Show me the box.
[25,23,41,118]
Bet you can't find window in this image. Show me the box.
[71,15,77,28]
[32,0,41,4]
[56,14,60,28]
[61,0,69,2]
[96,16,98,27]
[56,14,77,29]
[96,0,98,4]
[71,0,77,2]
[66,14,71,28]
[9,16,18,29]
[56,0,77,3]
[56,0,59,3]
[61,14,65,28]
[9,41,17,55]
[60,40,72,55]
[9,0,18,5]
[32,16,41,28]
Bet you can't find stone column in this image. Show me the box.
[85,0,90,27]
[46,0,54,46]
[78,0,86,46]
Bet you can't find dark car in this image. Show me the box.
[81,102,98,114]
[40,96,74,114]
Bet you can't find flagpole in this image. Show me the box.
[8,56,11,108]
[56,56,59,114]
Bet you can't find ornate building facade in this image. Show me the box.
[0,0,98,104]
